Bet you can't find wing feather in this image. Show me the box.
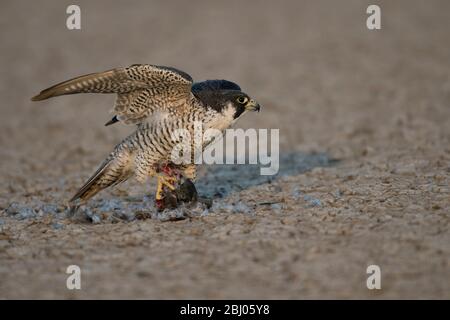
[32,64,193,124]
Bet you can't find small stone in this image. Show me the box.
[281,217,297,225]
[291,187,302,200]
[52,222,64,230]
[233,202,251,214]
[90,215,102,224]
[134,211,152,220]
[83,208,102,224]
[270,203,282,212]
[334,190,342,199]
[303,195,322,207]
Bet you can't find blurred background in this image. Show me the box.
[0,0,449,299]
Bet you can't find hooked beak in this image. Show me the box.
[245,99,261,112]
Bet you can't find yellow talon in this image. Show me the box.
[155,175,177,200]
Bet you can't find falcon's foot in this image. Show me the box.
[155,175,178,210]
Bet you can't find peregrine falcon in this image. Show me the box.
[32,64,261,211]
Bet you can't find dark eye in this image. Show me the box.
[237,96,248,104]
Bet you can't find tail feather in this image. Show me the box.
[69,160,110,204]
[69,154,132,206]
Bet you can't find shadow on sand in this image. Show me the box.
[196,151,336,198]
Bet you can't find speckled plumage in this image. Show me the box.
[32,64,260,208]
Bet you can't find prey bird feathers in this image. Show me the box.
[32,64,261,211]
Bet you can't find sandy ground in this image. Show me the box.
[0,0,449,299]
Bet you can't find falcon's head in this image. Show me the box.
[193,80,261,123]
[210,91,261,126]
[195,90,260,118]
[225,91,261,119]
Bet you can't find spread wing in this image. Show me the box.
[31,64,193,125]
